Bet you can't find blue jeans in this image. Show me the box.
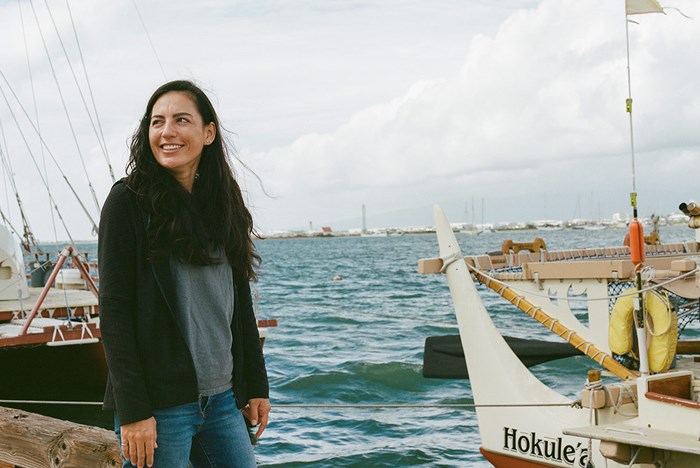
[115,389,256,467]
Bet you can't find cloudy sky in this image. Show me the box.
[0,0,698,241]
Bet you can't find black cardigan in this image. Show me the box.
[98,180,269,425]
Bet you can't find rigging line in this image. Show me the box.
[0,75,96,237]
[624,10,639,220]
[273,403,575,409]
[42,0,112,180]
[262,297,455,326]
[0,155,8,228]
[0,114,16,215]
[0,206,24,243]
[0,275,24,294]
[0,70,97,233]
[27,0,101,216]
[19,0,54,251]
[131,0,167,81]
[467,263,700,303]
[0,400,574,409]
[0,151,36,251]
[0,116,13,217]
[65,0,115,184]
[0,114,38,252]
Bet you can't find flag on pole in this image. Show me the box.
[626,0,664,15]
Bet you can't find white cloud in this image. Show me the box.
[248,0,699,230]
[0,0,697,238]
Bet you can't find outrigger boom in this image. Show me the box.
[420,253,637,381]
[420,205,700,467]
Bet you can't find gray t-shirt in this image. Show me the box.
[169,251,234,396]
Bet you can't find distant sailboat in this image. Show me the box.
[462,197,479,235]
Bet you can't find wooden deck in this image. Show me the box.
[0,406,120,467]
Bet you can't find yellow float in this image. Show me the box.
[609,288,677,373]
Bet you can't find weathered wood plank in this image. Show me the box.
[647,374,692,400]
[0,406,120,468]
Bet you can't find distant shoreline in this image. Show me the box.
[32,215,691,243]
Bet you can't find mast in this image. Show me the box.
[471,196,475,226]
[361,204,367,233]
[624,9,639,219]
[481,198,484,228]
[623,0,666,376]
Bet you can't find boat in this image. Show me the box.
[417,2,698,462]
[535,221,565,231]
[420,205,700,466]
[360,230,389,238]
[463,198,494,235]
[0,225,277,408]
[0,3,276,414]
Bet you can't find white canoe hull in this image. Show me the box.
[432,206,700,467]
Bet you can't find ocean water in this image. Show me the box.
[20,224,699,466]
[252,224,699,467]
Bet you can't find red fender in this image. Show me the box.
[629,219,645,265]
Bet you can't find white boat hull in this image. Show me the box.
[432,206,700,467]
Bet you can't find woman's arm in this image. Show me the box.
[236,278,270,399]
[99,183,153,424]
[242,397,271,439]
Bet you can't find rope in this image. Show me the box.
[0,116,9,218]
[27,0,101,215]
[644,290,674,337]
[0,206,24,246]
[65,0,115,183]
[42,0,113,182]
[0,260,54,296]
[466,263,637,380]
[18,0,55,252]
[131,0,167,80]
[439,251,462,273]
[583,377,600,467]
[579,378,637,468]
[0,71,97,236]
[0,110,38,252]
[270,402,576,409]
[606,382,637,418]
[0,400,575,409]
[468,263,699,303]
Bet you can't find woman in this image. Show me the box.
[99,80,270,468]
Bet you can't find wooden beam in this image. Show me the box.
[647,374,692,400]
[0,406,120,468]
[0,324,101,348]
[645,392,700,410]
[676,340,700,355]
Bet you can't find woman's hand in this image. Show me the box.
[242,398,271,440]
[120,416,158,467]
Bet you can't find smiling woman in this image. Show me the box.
[148,92,216,192]
[98,80,270,468]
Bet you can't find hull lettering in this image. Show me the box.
[502,426,589,467]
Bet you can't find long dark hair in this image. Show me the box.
[126,80,260,281]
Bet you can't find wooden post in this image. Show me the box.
[0,406,120,468]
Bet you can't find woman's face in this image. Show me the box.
[148,91,216,180]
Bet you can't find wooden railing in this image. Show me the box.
[0,406,120,467]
